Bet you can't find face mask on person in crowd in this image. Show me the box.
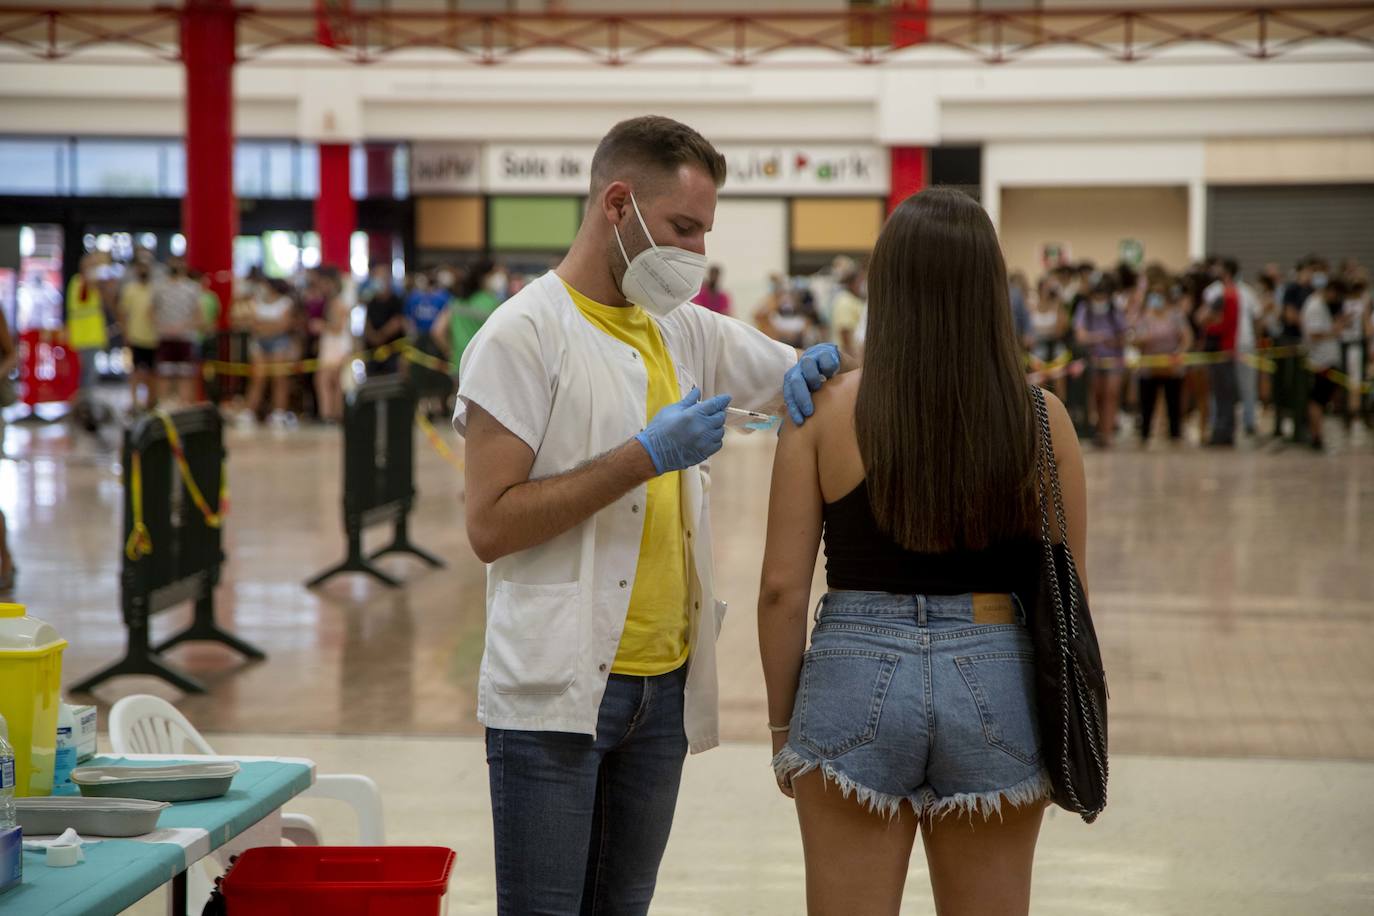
[613,191,707,318]
[436,270,455,288]
[1090,298,1111,316]
[484,271,509,299]
[1312,272,1328,289]
[1147,292,1165,311]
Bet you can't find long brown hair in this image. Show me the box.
[855,188,1037,553]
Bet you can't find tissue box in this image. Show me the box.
[72,705,98,763]
[0,825,20,895]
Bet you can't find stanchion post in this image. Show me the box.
[306,375,445,589]
[70,405,264,695]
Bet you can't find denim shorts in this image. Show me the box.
[773,591,1052,823]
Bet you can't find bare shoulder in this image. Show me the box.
[791,368,860,436]
[814,367,862,416]
[1038,388,1082,459]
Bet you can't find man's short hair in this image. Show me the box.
[590,116,727,196]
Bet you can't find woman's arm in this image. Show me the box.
[758,412,825,795]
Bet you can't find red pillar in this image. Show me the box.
[315,144,356,271]
[888,146,927,213]
[181,0,237,331]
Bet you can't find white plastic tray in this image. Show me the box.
[72,762,240,802]
[16,797,170,837]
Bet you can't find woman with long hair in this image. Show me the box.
[759,189,1087,916]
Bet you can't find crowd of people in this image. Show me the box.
[1010,254,1372,450]
[40,252,518,430]
[738,252,1373,452]
[16,242,1373,454]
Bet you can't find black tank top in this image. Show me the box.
[822,480,1040,600]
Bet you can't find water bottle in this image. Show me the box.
[53,703,77,793]
[0,712,16,828]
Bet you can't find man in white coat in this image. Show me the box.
[455,115,850,914]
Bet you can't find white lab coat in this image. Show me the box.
[455,272,795,752]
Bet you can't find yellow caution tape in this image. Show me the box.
[152,410,224,529]
[124,451,153,561]
[415,411,464,472]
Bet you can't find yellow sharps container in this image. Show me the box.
[0,603,67,797]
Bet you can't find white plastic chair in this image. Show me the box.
[108,695,385,846]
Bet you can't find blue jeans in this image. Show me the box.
[774,592,1051,822]
[486,664,689,916]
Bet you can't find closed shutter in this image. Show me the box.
[1207,184,1374,278]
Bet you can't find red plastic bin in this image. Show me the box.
[222,846,456,916]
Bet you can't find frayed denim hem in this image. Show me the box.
[772,745,908,820]
[773,746,1054,825]
[919,769,1055,826]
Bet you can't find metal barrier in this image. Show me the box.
[71,405,264,695]
[306,375,443,589]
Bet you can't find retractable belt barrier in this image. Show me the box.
[306,376,446,589]
[71,405,264,696]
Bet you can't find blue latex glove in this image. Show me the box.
[783,343,841,426]
[635,387,733,475]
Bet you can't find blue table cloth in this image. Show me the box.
[1,755,313,916]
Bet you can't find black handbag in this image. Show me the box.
[1029,385,1109,823]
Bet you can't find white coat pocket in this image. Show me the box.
[487,580,581,695]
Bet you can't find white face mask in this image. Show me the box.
[484,272,508,298]
[613,192,707,318]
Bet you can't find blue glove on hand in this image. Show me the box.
[783,343,841,426]
[635,387,733,475]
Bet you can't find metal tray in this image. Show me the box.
[72,762,240,802]
[16,797,170,837]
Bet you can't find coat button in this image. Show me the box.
[599,663,608,672]
[685,530,692,539]
[631,504,639,513]
[619,580,628,588]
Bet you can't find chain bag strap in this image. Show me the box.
[1030,385,1109,822]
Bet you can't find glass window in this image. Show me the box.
[235,142,268,198]
[392,144,409,199]
[0,138,67,195]
[265,142,296,198]
[350,144,367,200]
[165,142,187,197]
[75,140,164,196]
[298,144,319,199]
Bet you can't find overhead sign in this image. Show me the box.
[481,144,889,196]
[410,142,482,194]
[484,145,594,194]
[718,145,889,195]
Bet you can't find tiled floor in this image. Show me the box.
[119,734,1374,915]
[5,406,1371,761]
[2,399,1373,913]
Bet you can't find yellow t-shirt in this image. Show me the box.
[119,281,158,349]
[563,279,689,676]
